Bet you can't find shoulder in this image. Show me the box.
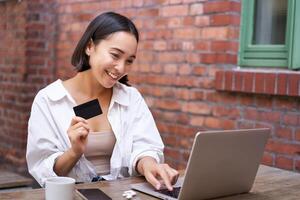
[114,82,143,103]
[33,79,67,105]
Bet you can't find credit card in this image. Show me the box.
[73,99,102,119]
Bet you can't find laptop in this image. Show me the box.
[131,128,270,200]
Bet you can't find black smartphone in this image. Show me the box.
[77,188,112,200]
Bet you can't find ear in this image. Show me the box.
[85,39,94,56]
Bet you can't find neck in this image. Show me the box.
[73,70,111,99]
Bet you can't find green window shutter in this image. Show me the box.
[239,0,299,69]
[289,0,300,69]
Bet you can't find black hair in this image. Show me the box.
[71,12,139,86]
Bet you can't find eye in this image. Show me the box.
[110,53,120,60]
[126,59,134,65]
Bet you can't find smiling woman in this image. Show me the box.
[26,12,178,191]
[85,31,137,88]
[71,12,139,86]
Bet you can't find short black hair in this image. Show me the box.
[71,12,139,86]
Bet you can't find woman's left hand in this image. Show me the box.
[136,156,179,191]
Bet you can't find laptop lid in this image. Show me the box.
[131,128,270,200]
[179,128,270,199]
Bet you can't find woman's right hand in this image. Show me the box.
[67,116,90,157]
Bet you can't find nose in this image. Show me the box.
[115,61,126,74]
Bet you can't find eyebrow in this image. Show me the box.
[111,47,136,59]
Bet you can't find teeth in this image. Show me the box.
[107,71,118,79]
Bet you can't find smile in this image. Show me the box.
[105,70,119,80]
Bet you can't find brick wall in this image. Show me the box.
[0,0,27,172]
[0,0,299,174]
[0,0,57,173]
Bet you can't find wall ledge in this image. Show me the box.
[215,67,300,97]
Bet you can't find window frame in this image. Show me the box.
[238,0,300,69]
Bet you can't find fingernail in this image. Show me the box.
[156,184,160,190]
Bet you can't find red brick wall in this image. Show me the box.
[0,1,27,171]
[0,0,57,172]
[1,0,299,174]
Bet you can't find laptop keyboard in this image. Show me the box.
[156,187,181,198]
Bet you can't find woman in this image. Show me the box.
[26,12,178,190]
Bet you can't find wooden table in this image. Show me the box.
[0,170,33,189]
[0,165,299,200]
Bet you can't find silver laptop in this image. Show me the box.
[131,128,270,200]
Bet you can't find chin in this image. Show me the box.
[102,81,117,89]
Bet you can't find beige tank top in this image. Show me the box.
[84,131,116,175]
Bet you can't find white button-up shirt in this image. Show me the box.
[26,79,164,186]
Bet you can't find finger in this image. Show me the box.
[157,167,173,191]
[75,116,87,122]
[77,127,89,139]
[71,127,88,137]
[144,171,161,190]
[163,165,179,184]
[70,116,88,126]
[165,167,179,185]
[72,122,90,131]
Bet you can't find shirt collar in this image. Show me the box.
[46,79,129,106]
[111,82,130,107]
[46,79,69,102]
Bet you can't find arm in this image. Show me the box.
[26,95,90,186]
[53,149,80,176]
[54,117,90,176]
[128,89,179,190]
[26,97,64,186]
[53,117,89,176]
[136,156,179,190]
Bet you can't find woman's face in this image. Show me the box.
[86,31,137,88]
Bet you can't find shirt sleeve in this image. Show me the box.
[128,89,165,176]
[26,94,64,187]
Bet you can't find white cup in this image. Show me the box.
[45,177,75,200]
